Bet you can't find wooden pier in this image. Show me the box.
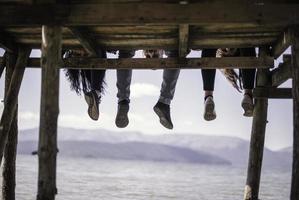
[0,1,298,200]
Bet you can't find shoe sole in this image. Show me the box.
[115,114,129,128]
[242,102,254,117]
[154,106,173,129]
[204,103,216,121]
[84,94,99,121]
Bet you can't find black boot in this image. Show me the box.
[115,100,130,128]
[153,101,173,129]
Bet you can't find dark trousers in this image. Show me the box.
[85,50,107,92]
[201,48,256,91]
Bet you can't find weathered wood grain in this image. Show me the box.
[178,24,189,57]
[0,47,31,166]
[2,53,18,200]
[253,87,292,99]
[271,28,293,59]
[244,47,271,200]
[37,25,61,200]
[0,3,298,26]
[291,26,299,200]
[10,34,277,50]
[271,60,292,87]
[0,56,274,69]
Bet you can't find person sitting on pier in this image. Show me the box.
[64,49,107,121]
[115,50,181,130]
[201,48,256,121]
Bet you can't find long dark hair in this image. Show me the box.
[64,50,106,96]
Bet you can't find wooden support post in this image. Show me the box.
[272,28,292,59]
[0,47,31,165]
[178,24,189,58]
[37,25,61,200]
[2,52,18,200]
[244,47,270,200]
[271,60,292,87]
[290,27,299,200]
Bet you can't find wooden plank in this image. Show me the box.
[0,0,33,4]
[11,34,277,50]
[37,25,61,200]
[271,28,292,59]
[291,26,299,200]
[253,87,292,99]
[244,47,271,200]
[89,25,177,35]
[0,47,31,166]
[178,24,189,57]
[0,56,274,69]
[0,3,299,26]
[2,53,18,200]
[5,25,280,36]
[191,36,277,49]
[69,27,99,56]
[271,60,292,87]
[0,31,18,53]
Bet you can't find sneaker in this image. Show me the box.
[242,94,254,117]
[153,101,173,129]
[84,91,100,121]
[115,100,130,128]
[204,96,216,121]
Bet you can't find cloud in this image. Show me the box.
[19,111,39,121]
[129,112,146,122]
[130,83,160,98]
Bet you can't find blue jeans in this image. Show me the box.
[117,50,180,105]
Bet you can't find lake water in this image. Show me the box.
[2,155,292,200]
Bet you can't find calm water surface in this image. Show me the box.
[2,155,291,200]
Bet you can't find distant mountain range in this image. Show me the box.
[17,127,292,168]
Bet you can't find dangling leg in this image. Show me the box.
[240,48,256,117]
[201,49,217,121]
[153,50,180,129]
[84,51,107,121]
[115,50,135,128]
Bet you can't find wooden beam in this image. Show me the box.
[37,25,61,200]
[290,26,299,200]
[271,28,293,59]
[271,60,292,87]
[244,47,271,200]
[0,3,299,26]
[0,31,18,53]
[178,24,189,57]
[0,47,31,166]
[2,52,18,200]
[68,27,99,56]
[15,34,277,51]
[0,0,33,3]
[253,87,292,99]
[0,56,274,69]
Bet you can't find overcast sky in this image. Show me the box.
[0,48,293,150]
